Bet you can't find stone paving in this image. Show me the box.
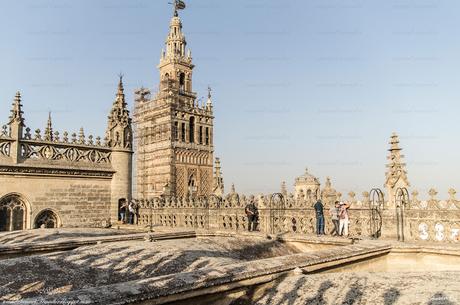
[0,228,459,305]
[235,271,460,305]
[0,233,299,301]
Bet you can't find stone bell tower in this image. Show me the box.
[134,6,214,199]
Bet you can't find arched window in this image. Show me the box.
[174,122,179,141]
[188,174,197,194]
[189,117,195,143]
[205,127,210,145]
[34,209,59,229]
[179,73,185,92]
[181,123,186,142]
[199,126,203,144]
[0,195,27,231]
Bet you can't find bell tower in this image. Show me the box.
[134,3,215,199]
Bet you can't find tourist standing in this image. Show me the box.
[339,201,351,237]
[329,201,340,236]
[128,201,135,225]
[119,200,128,224]
[314,199,325,236]
[245,197,258,232]
[131,200,140,225]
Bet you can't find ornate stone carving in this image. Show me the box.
[20,142,111,164]
[0,141,11,157]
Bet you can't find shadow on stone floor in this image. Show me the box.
[383,287,401,305]
[304,280,335,305]
[0,238,289,301]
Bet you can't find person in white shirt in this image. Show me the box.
[339,201,351,237]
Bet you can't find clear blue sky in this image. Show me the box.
[1,0,459,199]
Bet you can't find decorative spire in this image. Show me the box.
[206,86,213,111]
[115,74,126,108]
[213,157,224,196]
[9,91,25,126]
[163,6,189,60]
[385,132,410,208]
[44,112,53,142]
[281,181,287,195]
[106,76,133,149]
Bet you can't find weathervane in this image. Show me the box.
[169,0,186,16]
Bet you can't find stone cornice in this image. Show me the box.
[0,164,114,179]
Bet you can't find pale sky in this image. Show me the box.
[1,0,459,199]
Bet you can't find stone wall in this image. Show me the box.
[0,175,112,229]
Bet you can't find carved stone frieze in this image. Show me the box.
[20,142,111,164]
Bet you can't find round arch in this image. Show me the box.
[34,209,61,229]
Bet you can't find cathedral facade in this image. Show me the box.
[0,79,133,231]
[134,10,216,199]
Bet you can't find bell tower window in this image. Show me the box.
[174,122,179,141]
[181,123,186,142]
[189,117,195,143]
[179,73,185,92]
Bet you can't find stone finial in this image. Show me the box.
[54,131,60,142]
[348,191,356,200]
[88,135,94,145]
[337,192,342,201]
[206,85,213,111]
[63,131,69,143]
[8,91,25,126]
[428,188,438,200]
[34,129,42,140]
[71,132,77,144]
[411,190,420,208]
[44,112,53,142]
[213,157,224,197]
[96,136,102,146]
[348,191,357,206]
[78,127,85,145]
[281,181,287,195]
[1,125,8,137]
[24,127,31,139]
[448,188,457,201]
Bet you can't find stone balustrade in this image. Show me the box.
[135,189,460,243]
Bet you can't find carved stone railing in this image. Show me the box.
[135,189,460,243]
[20,140,111,165]
[0,126,112,166]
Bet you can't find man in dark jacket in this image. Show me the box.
[314,199,325,236]
[245,197,258,231]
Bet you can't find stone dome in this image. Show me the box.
[295,168,320,186]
